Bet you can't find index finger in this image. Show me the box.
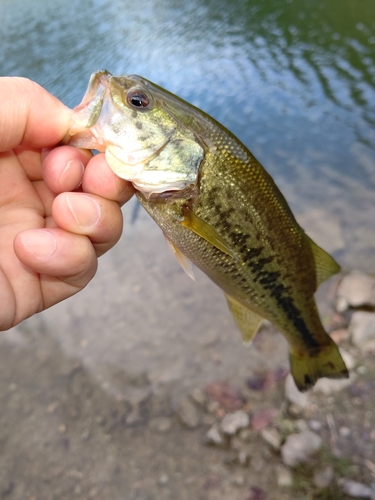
[82,153,135,205]
[0,77,72,152]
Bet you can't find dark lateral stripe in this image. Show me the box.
[274,292,320,350]
[255,268,321,351]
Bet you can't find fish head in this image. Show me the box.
[67,70,204,197]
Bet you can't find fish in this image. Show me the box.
[66,70,349,392]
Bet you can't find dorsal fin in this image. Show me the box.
[305,235,340,288]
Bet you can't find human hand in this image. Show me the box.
[0,77,134,331]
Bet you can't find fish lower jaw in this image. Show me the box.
[132,179,192,199]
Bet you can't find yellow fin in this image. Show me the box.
[181,207,236,259]
[165,236,195,281]
[289,339,349,392]
[305,235,341,288]
[225,294,263,345]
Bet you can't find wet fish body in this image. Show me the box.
[67,71,348,391]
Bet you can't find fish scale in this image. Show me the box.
[67,70,349,391]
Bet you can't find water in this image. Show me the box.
[1,0,374,269]
[1,1,375,497]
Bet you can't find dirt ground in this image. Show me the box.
[1,201,374,500]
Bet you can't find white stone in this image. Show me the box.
[349,311,375,351]
[336,271,375,310]
[313,349,356,394]
[339,426,351,437]
[176,397,200,429]
[338,479,374,498]
[284,374,310,408]
[308,419,322,431]
[204,425,224,446]
[276,465,293,487]
[260,428,281,451]
[220,410,250,435]
[281,431,322,467]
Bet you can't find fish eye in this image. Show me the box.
[127,89,150,109]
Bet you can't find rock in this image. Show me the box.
[175,397,200,429]
[288,404,304,418]
[313,350,356,394]
[125,409,143,426]
[251,409,278,431]
[205,381,245,411]
[284,374,310,408]
[238,450,250,466]
[124,386,151,410]
[232,475,245,487]
[308,420,322,431]
[313,465,334,489]
[313,375,353,395]
[336,271,375,311]
[281,431,322,467]
[349,311,375,351]
[339,426,351,437]
[189,388,207,407]
[220,410,250,436]
[260,428,281,451]
[159,474,169,486]
[338,479,374,499]
[330,328,350,344]
[149,417,173,433]
[204,425,225,446]
[276,465,293,487]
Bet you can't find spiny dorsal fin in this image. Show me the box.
[305,234,341,288]
[225,294,264,345]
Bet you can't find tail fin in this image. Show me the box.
[289,339,349,392]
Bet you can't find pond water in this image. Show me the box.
[2,0,375,270]
[0,0,375,498]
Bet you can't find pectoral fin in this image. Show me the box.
[305,235,340,288]
[165,237,195,281]
[225,294,263,345]
[180,207,236,259]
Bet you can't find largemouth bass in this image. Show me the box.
[67,70,348,391]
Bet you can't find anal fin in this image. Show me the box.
[225,294,263,345]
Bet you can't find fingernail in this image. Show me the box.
[19,230,57,258]
[66,193,101,228]
[60,159,85,191]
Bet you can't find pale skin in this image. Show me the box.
[0,77,134,331]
